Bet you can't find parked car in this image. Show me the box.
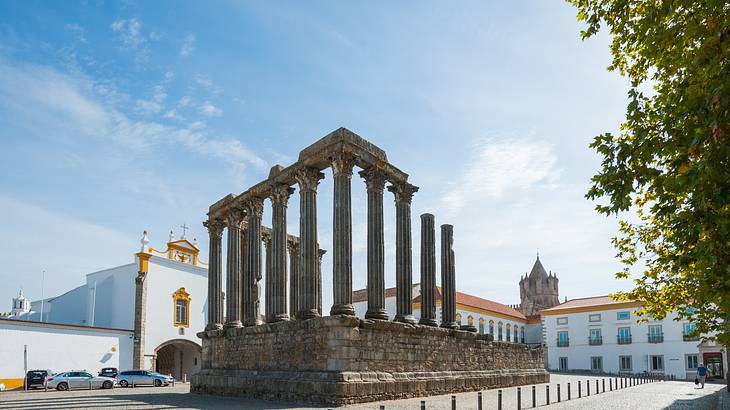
[117,370,174,387]
[25,370,53,389]
[98,367,119,378]
[0,382,6,391]
[45,371,115,391]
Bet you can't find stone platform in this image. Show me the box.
[191,315,549,405]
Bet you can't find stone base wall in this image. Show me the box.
[191,315,548,404]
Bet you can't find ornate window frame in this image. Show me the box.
[173,287,191,327]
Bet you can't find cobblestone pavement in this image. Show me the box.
[0,375,724,409]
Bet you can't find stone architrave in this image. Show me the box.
[287,241,300,318]
[419,213,438,326]
[269,184,294,322]
[243,198,264,326]
[295,167,325,320]
[440,224,458,329]
[359,166,389,320]
[330,152,356,316]
[388,182,419,324]
[224,207,245,328]
[204,219,225,330]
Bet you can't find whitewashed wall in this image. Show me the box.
[0,319,133,382]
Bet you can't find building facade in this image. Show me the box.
[3,231,209,384]
[541,296,726,381]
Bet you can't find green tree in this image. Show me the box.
[568,0,729,387]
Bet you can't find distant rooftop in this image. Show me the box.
[540,295,642,314]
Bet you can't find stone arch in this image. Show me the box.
[154,339,202,381]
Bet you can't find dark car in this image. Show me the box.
[25,370,53,389]
[98,368,118,378]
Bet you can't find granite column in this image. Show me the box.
[204,219,225,330]
[330,153,356,316]
[269,184,293,322]
[295,167,324,320]
[360,167,389,320]
[440,224,458,329]
[243,198,264,326]
[224,208,245,328]
[288,241,300,318]
[389,182,418,324]
[419,213,438,326]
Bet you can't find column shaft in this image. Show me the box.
[263,234,272,321]
[440,224,458,329]
[419,213,438,326]
[288,242,300,318]
[204,219,225,330]
[360,167,389,320]
[295,167,324,320]
[243,198,264,326]
[330,153,356,316]
[224,208,244,328]
[389,183,419,324]
[269,184,293,322]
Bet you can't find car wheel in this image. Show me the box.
[102,381,113,389]
[154,379,162,387]
[119,380,128,387]
[56,382,69,391]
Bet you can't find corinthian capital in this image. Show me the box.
[225,206,246,228]
[269,184,295,206]
[388,182,419,204]
[244,197,265,219]
[359,166,387,193]
[295,167,325,193]
[203,218,226,238]
[330,152,356,177]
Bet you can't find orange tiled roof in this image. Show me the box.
[540,295,642,313]
[355,285,527,321]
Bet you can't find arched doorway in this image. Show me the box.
[154,339,201,381]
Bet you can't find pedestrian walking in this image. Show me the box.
[696,363,707,389]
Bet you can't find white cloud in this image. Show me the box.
[134,85,167,115]
[110,18,159,61]
[180,33,195,57]
[178,95,192,107]
[194,74,213,88]
[198,101,222,117]
[64,23,87,44]
[163,109,182,120]
[441,135,560,215]
[163,71,175,83]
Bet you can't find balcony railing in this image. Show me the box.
[589,336,603,346]
[648,333,664,343]
[617,335,632,344]
[557,337,569,347]
[682,332,700,342]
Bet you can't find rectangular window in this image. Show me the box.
[619,355,632,372]
[589,328,602,345]
[559,357,568,371]
[618,327,632,344]
[650,355,664,372]
[648,325,663,343]
[557,331,569,347]
[686,354,699,370]
[683,323,699,341]
[590,356,603,372]
[589,314,601,322]
[617,311,630,320]
[479,322,484,334]
[175,299,187,325]
[557,317,568,325]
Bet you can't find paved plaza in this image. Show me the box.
[0,374,726,409]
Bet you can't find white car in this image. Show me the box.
[45,371,115,391]
[0,382,5,391]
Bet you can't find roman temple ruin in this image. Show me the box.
[191,128,548,404]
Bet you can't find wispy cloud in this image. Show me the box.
[64,23,87,44]
[135,84,167,115]
[198,100,222,117]
[110,18,159,61]
[441,135,560,214]
[180,33,195,57]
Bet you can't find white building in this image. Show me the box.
[352,284,542,345]
[1,231,209,388]
[541,296,726,381]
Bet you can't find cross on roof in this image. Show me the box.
[180,223,189,239]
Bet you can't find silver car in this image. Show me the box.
[117,370,174,387]
[46,371,115,391]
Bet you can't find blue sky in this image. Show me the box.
[0,1,633,312]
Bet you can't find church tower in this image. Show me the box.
[518,255,560,316]
[11,289,31,316]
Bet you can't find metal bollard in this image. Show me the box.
[546,385,550,405]
[596,379,599,393]
[451,395,456,410]
[498,389,503,410]
[568,382,571,400]
[602,378,605,393]
[578,381,582,398]
[610,378,613,391]
[379,405,385,410]
[517,387,522,410]
[587,379,590,396]
[421,400,426,410]
[557,384,561,402]
[478,391,483,410]
[532,385,536,408]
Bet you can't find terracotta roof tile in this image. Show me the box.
[540,295,641,312]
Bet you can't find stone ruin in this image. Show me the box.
[191,128,548,404]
